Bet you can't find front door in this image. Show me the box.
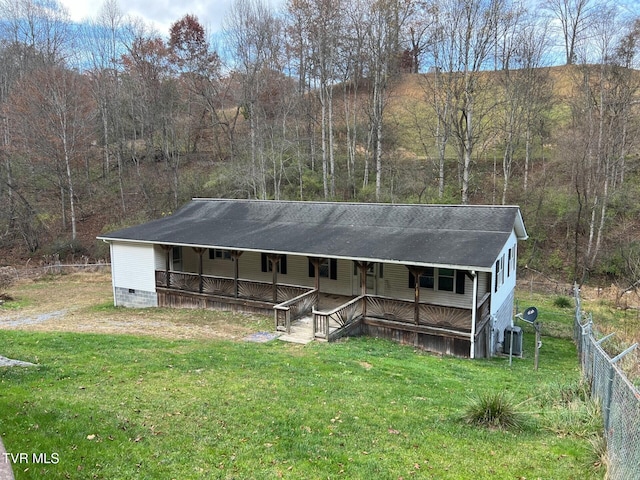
[352,262,380,295]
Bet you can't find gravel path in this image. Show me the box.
[0,310,66,328]
[0,436,14,480]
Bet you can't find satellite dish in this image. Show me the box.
[522,306,538,323]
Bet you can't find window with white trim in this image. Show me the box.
[510,244,517,275]
[438,268,455,292]
[495,256,504,292]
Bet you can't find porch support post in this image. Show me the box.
[231,250,243,298]
[192,248,206,293]
[470,270,478,359]
[357,261,369,317]
[268,254,282,303]
[408,267,422,325]
[310,257,321,291]
[161,245,173,288]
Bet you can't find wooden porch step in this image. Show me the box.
[278,316,314,344]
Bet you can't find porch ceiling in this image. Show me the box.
[98,199,527,270]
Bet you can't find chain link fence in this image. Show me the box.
[574,284,640,480]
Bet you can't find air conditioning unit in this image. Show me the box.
[504,326,523,356]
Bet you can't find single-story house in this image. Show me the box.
[97,198,527,358]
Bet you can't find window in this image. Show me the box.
[171,246,182,269]
[261,253,287,274]
[510,244,517,275]
[208,249,232,260]
[410,268,465,294]
[507,248,512,277]
[309,258,337,280]
[408,267,434,289]
[495,255,504,292]
[438,268,455,292]
[319,258,330,278]
[455,270,465,295]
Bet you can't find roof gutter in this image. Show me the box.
[95,238,495,273]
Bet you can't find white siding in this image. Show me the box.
[111,242,157,292]
[490,230,518,318]
[154,245,166,270]
[494,287,515,345]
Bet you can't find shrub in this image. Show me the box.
[45,238,89,261]
[553,295,572,309]
[0,266,16,297]
[463,392,526,430]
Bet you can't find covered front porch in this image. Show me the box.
[154,268,492,358]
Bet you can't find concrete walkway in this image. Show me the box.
[1,356,34,480]
[0,436,14,480]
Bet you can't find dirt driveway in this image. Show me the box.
[0,272,272,340]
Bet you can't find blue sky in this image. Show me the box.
[59,0,284,36]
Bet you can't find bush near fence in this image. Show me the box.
[574,284,640,480]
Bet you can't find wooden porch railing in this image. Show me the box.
[155,270,312,304]
[274,289,319,333]
[364,294,483,331]
[313,295,364,340]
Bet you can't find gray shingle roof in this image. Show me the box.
[98,199,527,270]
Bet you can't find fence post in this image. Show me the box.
[604,361,614,432]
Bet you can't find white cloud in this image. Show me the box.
[60,0,282,36]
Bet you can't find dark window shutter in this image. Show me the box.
[261,253,268,272]
[330,259,338,280]
[280,255,287,275]
[309,259,315,277]
[455,270,465,295]
[408,271,415,289]
[379,263,383,278]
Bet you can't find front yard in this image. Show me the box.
[0,273,603,479]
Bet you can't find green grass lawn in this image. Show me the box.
[1,328,602,479]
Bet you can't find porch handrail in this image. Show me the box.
[274,288,318,333]
[313,295,364,339]
[155,270,312,300]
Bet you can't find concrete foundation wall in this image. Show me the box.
[114,286,158,308]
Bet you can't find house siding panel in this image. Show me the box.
[383,264,473,309]
[490,231,518,318]
[154,246,166,270]
[111,242,157,307]
[494,287,515,349]
[204,250,235,278]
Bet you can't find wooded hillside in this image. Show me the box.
[1,0,639,290]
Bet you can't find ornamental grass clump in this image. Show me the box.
[463,392,526,430]
[553,295,573,309]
